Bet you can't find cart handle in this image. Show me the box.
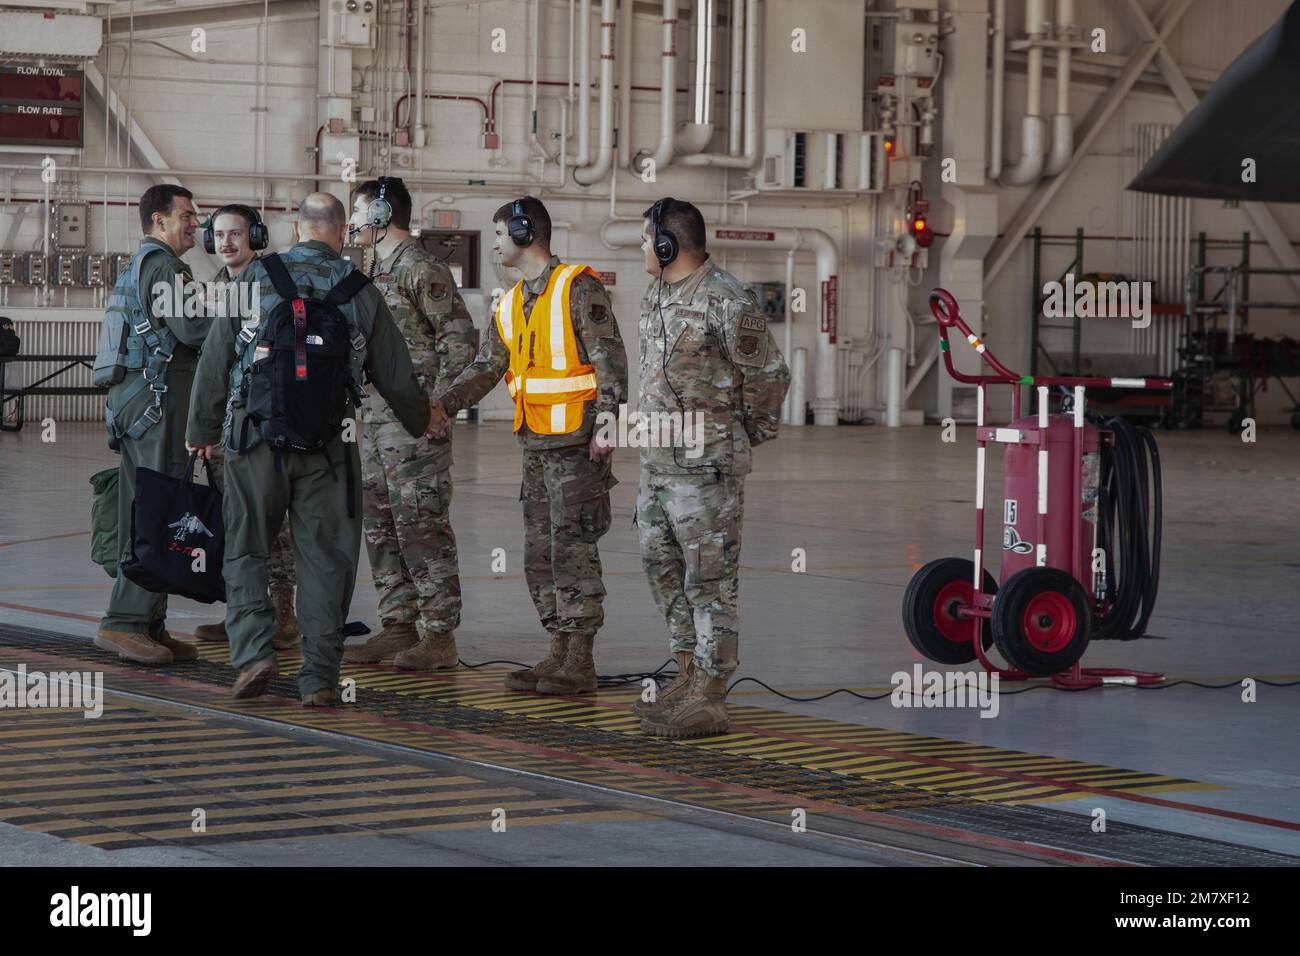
[928,288,1174,391]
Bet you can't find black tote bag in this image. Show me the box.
[119,451,226,603]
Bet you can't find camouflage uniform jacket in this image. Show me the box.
[638,256,790,476]
[359,238,476,468]
[439,254,628,451]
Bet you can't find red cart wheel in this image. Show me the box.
[902,557,997,665]
[991,567,1091,676]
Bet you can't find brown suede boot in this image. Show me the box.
[301,687,343,707]
[150,628,199,661]
[640,669,729,738]
[342,622,418,663]
[231,657,279,699]
[392,631,459,671]
[535,633,597,695]
[193,622,228,642]
[503,632,569,691]
[94,627,173,665]
[633,651,694,718]
[271,585,301,651]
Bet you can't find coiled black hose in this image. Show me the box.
[1091,416,1163,640]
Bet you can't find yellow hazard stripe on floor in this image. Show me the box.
[257,658,1220,806]
[0,703,649,849]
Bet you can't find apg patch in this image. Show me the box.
[739,313,766,332]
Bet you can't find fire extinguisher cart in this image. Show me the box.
[903,289,1170,688]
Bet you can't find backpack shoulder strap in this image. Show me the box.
[261,252,300,301]
[324,268,371,306]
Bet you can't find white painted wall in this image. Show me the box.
[3,0,1298,425]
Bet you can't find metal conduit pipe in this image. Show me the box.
[1000,0,1047,186]
[574,0,618,184]
[681,0,761,168]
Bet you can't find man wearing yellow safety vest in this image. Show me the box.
[429,197,628,694]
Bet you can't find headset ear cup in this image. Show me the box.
[250,223,268,251]
[203,226,215,256]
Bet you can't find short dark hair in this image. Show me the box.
[493,196,552,246]
[354,177,412,230]
[139,184,194,234]
[642,198,706,255]
[211,204,259,231]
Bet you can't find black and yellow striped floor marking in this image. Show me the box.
[0,701,643,850]
[243,658,1217,807]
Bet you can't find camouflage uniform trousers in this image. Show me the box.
[209,448,295,589]
[636,472,745,678]
[360,420,462,638]
[522,444,615,638]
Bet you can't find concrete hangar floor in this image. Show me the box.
[0,421,1297,867]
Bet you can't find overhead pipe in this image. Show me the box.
[682,0,761,168]
[574,0,617,184]
[576,0,593,168]
[674,0,718,155]
[644,0,679,173]
[988,0,1005,176]
[617,0,633,168]
[1043,0,1075,176]
[601,217,841,425]
[412,0,427,147]
[1000,0,1047,186]
[727,0,744,156]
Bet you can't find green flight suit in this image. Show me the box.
[100,237,209,637]
[186,240,431,697]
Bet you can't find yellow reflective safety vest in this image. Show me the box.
[494,263,599,435]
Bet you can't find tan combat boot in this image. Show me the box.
[503,632,569,691]
[535,633,597,695]
[392,631,459,671]
[301,687,343,707]
[640,669,729,738]
[270,585,301,651]
[194,621,228,642]
[633,651,694,719]
[150,628,199,661]
[94,627,173,665]
[231,657,278,699]
[342,621,418,663]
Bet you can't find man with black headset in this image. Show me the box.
[193,203,300,649]
[341,177,476,670]
[428,196,628,695]
[633,198,789,739]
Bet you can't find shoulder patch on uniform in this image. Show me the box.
[739,313,766,332]
[738,334,761,356]
[428,281,449,301]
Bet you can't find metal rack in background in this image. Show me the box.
[1172,231,1300,431]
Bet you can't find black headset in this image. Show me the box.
[203,204,268,255]
[650,197,679,267]
[507,198,534,247]
[365,176,395,231]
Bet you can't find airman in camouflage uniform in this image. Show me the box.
[633,198,789,738]
[344,226,476,669]
[433,198,628,695]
